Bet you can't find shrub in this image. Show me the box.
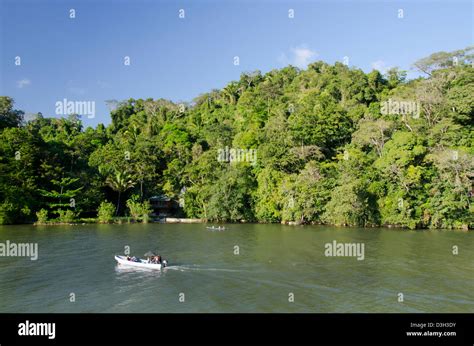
[0,202,15,225]
[126,195,152,222]
[97,201,115,223]
[0,202,31,225]
[57,209,76,223]
[35,209,49,224]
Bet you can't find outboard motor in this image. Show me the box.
[162,259,168,268]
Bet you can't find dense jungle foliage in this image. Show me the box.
[1,48,473,229]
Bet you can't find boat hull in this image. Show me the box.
[114,255,162,270]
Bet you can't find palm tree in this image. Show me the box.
[106,171,136,215]
[222,82,241,105]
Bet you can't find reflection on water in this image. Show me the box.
[0,223,473,313]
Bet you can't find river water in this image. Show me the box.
[0,224,472,313]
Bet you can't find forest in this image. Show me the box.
[0,47,473,229]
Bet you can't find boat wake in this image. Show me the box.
[164,264,241,273]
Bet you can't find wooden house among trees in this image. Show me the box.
[149,195,179,217]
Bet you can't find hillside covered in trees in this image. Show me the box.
[1,48,473,229]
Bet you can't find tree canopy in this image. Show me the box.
[1,47,472,229]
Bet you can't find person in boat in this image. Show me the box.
[157,255,161,264]
[126,256,131,261]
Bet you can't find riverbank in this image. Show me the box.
[163,218,203,223]
[278,220,471,231]
[26,217,472,230]
[33,217,205,226]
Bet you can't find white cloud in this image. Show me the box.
[371,60,391,73]
[279,45,318,68]
[292,46,317,68]
[16,79,31,88]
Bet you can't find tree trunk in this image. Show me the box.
[116,191,121,216]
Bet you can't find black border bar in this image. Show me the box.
[0,313,473,345]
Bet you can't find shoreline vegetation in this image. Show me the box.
[32,217,205,226]
[1,48,473,230]
[29,218,471,231]
[30,218,470,231]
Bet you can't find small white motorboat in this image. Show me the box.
[114,255,167,270]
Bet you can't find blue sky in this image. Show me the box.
[1,0,472,127]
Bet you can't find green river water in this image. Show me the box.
[0,223,472,312]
